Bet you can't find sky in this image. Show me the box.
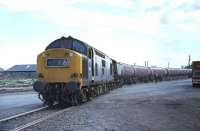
[0,0,199,69]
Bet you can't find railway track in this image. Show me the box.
[0,104,73,131]
[10,107,73,131]
[0,106,48,123]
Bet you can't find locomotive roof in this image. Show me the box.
[67,36,109,58]
[46,36,111,59]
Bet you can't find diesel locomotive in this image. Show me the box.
[33,36,192,106]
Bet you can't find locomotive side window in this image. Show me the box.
[95,63,98,76]
[102,68,104,76]
[102,60,105,76]
[110,63,112,75]
[102,60,106,67]
[89,48,93,59]
[73,41,87,55]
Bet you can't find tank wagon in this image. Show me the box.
[33,36,192,106]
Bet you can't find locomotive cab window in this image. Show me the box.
[45,37,88,56]
[63,39,72,49]
[46,39,72,50]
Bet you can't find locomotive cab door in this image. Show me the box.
[88,48,94,83]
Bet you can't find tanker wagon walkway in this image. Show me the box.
[2,79,200,131]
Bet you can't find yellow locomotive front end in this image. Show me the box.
[37,48,83,85]
[33,36,90,106]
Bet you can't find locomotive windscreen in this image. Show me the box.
[46,38,72,50]
[46,37,88,56]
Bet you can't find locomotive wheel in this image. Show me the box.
[40,94,54,107]
[79,88,88,103]
[41,93,54,107]
[46,100,54,107]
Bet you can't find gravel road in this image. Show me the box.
[10,79,200,131]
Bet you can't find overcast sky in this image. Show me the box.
[0,0,199,69]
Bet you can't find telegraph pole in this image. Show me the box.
[188,55,191,67]
[145,61,149,67]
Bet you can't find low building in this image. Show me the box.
[4,64,36,79]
